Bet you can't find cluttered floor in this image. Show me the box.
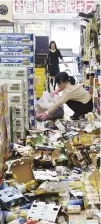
[0,105,100,224]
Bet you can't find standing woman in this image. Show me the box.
[47,41,68,90]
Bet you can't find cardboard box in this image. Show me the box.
[0,33,34,44]
[0,56,34,67]
[8,93,24,106]
[0,79,24,93]
[16,130,25,139]
[27,201,61,222]
[0,45,33,56]
[0,67,27,79]
[16,118,25,130]
[15,106,24,118]
[10,158,34,183]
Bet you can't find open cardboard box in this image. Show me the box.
[10,158,34,184]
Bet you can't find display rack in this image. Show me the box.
[0,84,9,185]
[79,4,100,120]
[0,33,35,129]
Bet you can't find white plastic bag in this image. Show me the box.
[36,91,59,114]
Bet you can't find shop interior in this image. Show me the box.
[0,0,100,224]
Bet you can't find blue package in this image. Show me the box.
[28,78,34,86]
[29,109,34,116]
[73,167,82,174]
[0,33,34,44]
[0,45,34,56]
[68,199,84,207]
[29,99,34,106]
[27,67,34,77]
[19,203,32,210]
[28,89,34,96]
[15,217,25,224]
[0,56,34,66]
[31,120,35,127]
[0,182,8,190]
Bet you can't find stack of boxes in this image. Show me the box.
[0,84,9,185]
[0,33,35,132]
[0,67,28,139]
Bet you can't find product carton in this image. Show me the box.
[16,117,25,130]
[16,129,25,139]
[0,44,33,56]
[0,56,34,67]
[0,33,34,44]
[10,158,34,183]
[8,93,24,106]
[0,79,24,93]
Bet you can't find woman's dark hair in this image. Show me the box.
[55,72,75,85]
[49,41,57,49]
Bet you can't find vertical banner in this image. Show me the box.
[86,23,90,60]
[14,0,23,13]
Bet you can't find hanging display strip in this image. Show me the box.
[13,0,94,14]
[0,33,35,129]
[85,23,90,61]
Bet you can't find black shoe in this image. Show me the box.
[70,114,85,120]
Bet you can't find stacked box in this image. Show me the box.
[0,33,35,129]
[0,84,9,185]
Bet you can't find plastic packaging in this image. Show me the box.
[10,180,36,193]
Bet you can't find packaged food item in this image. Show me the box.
[8,217,25,224]
[0,187,29,210]
[10,180,37,193]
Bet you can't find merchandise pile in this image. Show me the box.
[0,115,100,224]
